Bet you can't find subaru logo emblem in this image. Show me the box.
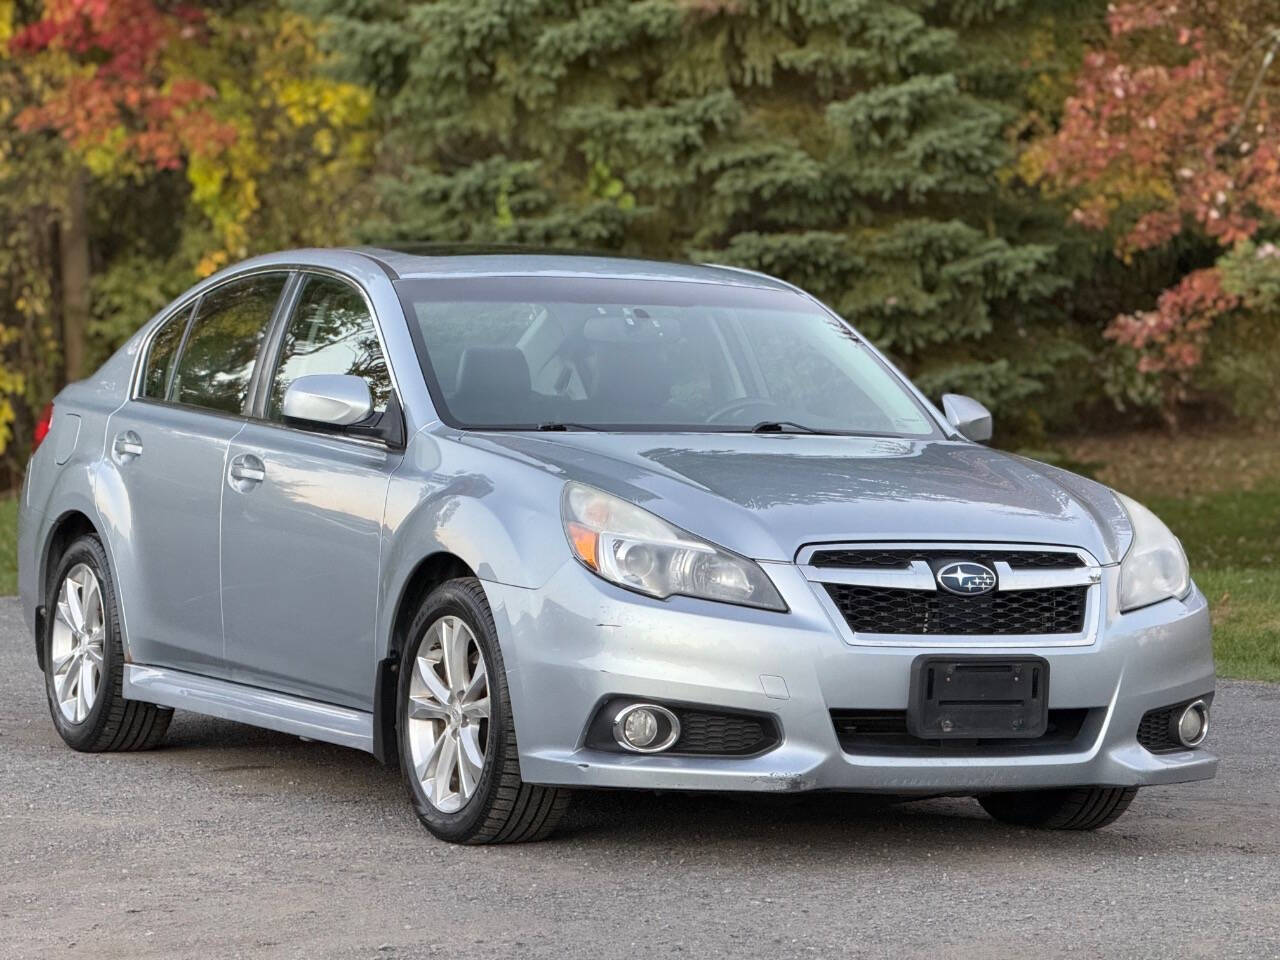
[936,561,997,596]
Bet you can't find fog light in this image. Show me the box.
[612,703,681,753]
[1176,699,1209,748]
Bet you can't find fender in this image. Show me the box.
[375,427,572,665]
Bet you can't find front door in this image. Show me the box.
[220,272,400,708]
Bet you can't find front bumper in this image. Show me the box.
[483,560,1218,794]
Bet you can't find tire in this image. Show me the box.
[396,578,570,844]
[977,786,1138,830]
[43,534,173,752]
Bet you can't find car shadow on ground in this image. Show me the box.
[150,713,1172,855]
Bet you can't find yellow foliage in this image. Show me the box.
[175,10,373,275]
[0,326,25,455]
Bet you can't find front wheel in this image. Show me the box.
[977,786,1138,830]
[397,578,570,844]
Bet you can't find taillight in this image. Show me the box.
[32,402,53,452]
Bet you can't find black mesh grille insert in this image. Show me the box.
[831,708,1092,756]
[808,548,1084,569]
[672,710,777,756]
[824,584,1087,635]
[1137,707,1179,753]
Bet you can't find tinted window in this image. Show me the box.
[142,305,191,399]
[173,273,287,415]
[399,276,938,437]
[267,275,391,420]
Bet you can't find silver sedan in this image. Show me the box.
[18,248,1216,843]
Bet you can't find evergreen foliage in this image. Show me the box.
[302,0,1096,410]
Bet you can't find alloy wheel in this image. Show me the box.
[50,563,105,724]
[405,615,491,813]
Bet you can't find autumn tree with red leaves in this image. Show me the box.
[10,0,234,380]
[1024,0,1280,420]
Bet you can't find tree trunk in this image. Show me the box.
[59,167,90,384]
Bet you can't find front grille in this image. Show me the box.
[831,708,1092,756]
[808,548,1083,569]
[672,710,778,756]
[824,583,1087,635]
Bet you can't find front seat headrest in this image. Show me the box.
[454,347,532,402]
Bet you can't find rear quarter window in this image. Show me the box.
[141,305,191,399]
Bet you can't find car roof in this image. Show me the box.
[351,244,795,291]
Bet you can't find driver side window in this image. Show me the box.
[267,274,392,420]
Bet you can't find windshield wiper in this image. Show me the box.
[536,422,602,432]
[749,420,834,435]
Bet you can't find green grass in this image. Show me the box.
[1136,484,1279,683]
[0,497,16,597]
[1194,567,1280,682]
[1148,484,1280,569]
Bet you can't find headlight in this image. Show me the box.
[560,482,786,611]
[1116,492,1191,612]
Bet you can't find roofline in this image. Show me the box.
[353,248,400,281]
[349,244,789,289]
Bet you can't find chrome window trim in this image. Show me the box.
[797,541,1104,649]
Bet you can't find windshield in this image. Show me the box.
[397,276,939,437]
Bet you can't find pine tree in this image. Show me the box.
[301,0,1093,411]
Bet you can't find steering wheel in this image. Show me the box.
[705,397,783,425]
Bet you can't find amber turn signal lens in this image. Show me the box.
[566,521,599,570]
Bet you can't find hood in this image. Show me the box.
[458,431,1131,564]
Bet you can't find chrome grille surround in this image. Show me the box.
[798,542,1104,648]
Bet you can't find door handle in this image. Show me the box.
[228,453,266,487]
[113,431,143,460]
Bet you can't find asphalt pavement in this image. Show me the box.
[1,597,1278,959]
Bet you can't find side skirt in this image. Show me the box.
[123,664,374,753]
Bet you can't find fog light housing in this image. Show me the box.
[612,703,681,753]
[1175,699,1209,748]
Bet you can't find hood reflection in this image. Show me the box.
[459,432,1124,562]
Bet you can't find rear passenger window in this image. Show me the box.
[141,306,191,399]
[172,273,288,415]
[267,275,392,419]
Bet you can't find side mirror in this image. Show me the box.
[282,374,373,428]
[941,393,993,443]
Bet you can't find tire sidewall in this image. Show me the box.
[44,535,122,748]
[397,580,513,841]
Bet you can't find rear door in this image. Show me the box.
[106,271,290,676]
[219,271,402,708]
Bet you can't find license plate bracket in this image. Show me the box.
[907,656,1049,740]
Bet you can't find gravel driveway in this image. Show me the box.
[1,597,1277,959]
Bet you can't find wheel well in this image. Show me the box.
[389,552,477,660]
[373,551,476,766]
[35,510,99,670]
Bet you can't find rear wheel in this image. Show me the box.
[397,578,570,844]
[977,786,1138,830]
[44,534,173,752]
